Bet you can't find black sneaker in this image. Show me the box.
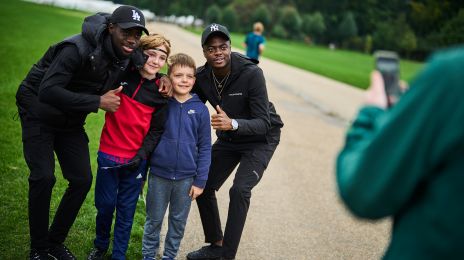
[29,249,49,260]
[186,245,223,260]
[87,247,107,260]
[48,244,76,260]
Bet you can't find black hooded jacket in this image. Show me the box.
[194,52,283,144]
[16,13,136,129]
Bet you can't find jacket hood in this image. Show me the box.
[229,52,258,81]
[80,12,131,74]
[82,12,110,47]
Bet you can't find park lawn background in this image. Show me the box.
[0,1,425,259]
[229,33,424,89]
[188,27,423,88]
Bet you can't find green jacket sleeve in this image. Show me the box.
[336,49,464,219]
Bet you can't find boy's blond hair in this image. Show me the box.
[253,22,264,33]
[167,53,196,75]
[140,33,171,56]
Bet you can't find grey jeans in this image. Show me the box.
[142,174,194,259]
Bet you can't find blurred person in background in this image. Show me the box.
[243,22,266,60]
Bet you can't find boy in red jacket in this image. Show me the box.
[88,34,171,260]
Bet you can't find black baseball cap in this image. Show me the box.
[201,23,231,46]
[110,5,149,35]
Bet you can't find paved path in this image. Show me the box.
[147,22,390,259]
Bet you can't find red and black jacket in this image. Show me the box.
[99,67,168,160]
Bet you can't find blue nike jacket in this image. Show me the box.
[149,94,211,188]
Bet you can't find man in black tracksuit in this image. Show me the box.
[187,23,283,260]
[15,6,149,260]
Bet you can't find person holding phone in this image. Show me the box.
[336,46,464,259]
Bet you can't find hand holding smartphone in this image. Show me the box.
[374,50,402,107]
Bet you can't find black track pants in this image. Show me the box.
[196,134,279,258]
[22,124,92,250]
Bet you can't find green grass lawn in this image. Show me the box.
[230,33,424,89]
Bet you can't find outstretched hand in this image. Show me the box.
[100,86,122,112]
[211,105,232,130]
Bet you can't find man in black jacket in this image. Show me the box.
[187,23,284,260]
[15,5,149,260]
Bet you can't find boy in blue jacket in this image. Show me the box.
[142,53,212,260]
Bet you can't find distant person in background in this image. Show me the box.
[15,5,150,260]
[87,33,171,260]
[243,22,266,60]
[336,46,464,259]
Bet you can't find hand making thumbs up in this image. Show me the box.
[211,105,233,130]
[99,86,123,112]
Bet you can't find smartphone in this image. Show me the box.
[374,50,401,105]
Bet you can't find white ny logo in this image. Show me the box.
[132,10,141,21]
[210,24,219,31]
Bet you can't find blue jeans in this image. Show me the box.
[94,154,147,260]
[142,174,193,259]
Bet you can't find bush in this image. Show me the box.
[343,36,364,51]
[271,23,287,39]
[364,35,373,54]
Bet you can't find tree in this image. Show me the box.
[338,11,358,41]
[231,0,262,32]
[222,6,238,31]
[440,8,464,46]
[373,15,417,55]
[204,4,222,24]
[372,21,397,51]
[252,4,271,29]
[399,29,417,57]
[301,12,326,43]
[279,6,302,40]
